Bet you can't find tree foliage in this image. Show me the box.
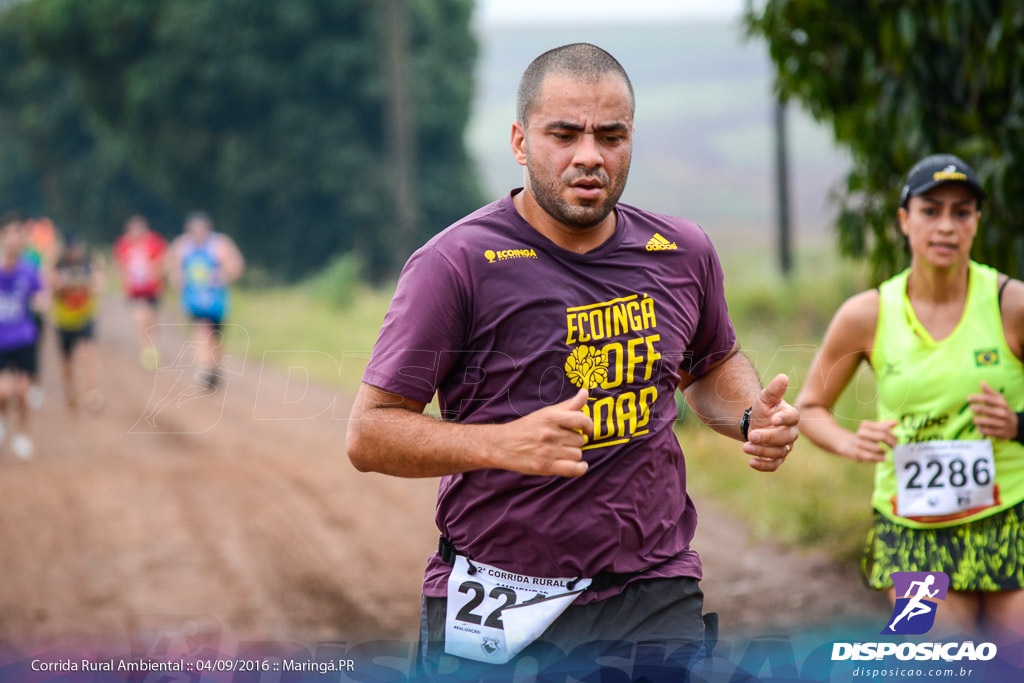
[746,1,1024,281]
[0,8,176,239]
[0,0,482,280]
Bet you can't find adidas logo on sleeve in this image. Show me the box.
[645,233,678,251]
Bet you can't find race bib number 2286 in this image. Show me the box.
[893,440,995,517]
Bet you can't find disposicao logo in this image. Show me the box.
[883,571,948,635]
[831,571,998,663]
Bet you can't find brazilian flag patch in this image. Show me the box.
[974,348,999,366]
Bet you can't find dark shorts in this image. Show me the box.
[58,321,95,358]
[31,312,45,347]
[190,315,223,334]
[862,500,1024,591]
[128,293,160,309]
[417,576,713,679]
[0,344,37,377]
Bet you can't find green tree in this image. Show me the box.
[1,0,481,280]
[746,1,1024,281]
[0,5,175,241]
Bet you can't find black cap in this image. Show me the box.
[899,154,985,208]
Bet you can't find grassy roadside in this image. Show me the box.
[229,283,393,393]
[229,243,880,562]
[687,241,879,562]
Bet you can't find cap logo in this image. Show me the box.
[933,164,967,182]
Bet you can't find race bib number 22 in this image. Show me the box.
[444,556,590,664]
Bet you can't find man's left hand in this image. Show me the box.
[742,373,799,472]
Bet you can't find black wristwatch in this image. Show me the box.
[740,406,753,442]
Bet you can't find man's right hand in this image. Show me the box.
[488,388,594,477]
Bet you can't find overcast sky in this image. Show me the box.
[474,0,745,26]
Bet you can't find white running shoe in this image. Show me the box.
[27,385,44,411]
[11,433,33,460]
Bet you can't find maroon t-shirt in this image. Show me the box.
[363,190,736,603]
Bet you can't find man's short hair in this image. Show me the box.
[516,43,635,126]
[185,210,212,225]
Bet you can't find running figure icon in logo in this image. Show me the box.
[883,571,950,635]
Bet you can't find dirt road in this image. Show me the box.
[0,298,888,656]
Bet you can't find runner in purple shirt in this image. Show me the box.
[348,44,800,673]
[0,211,46,460]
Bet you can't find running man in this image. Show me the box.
[52,235,104,412]
[167,211,244,389]
[0,212,47,459]
[19,216,56,410]
[348,44,799,673]
[888,575,939,631]
[113,214,167,369]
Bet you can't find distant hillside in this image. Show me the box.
[467,23,850,241]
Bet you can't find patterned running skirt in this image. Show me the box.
[862,500,1024,591]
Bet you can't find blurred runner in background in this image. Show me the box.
[113,214,167,370]
[0,212,47,459]
[20,215,56,410]
[167,211,244,389]
[52,234,104,413]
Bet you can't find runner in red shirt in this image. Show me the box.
[112,214,167,369]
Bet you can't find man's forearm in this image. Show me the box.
[347,406,497,478]
[347,384,592,479]
[683,351,762,440]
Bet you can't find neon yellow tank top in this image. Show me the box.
[870,261,1024,528]
[53,261,96,331]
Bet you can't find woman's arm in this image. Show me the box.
[796,289,896,462]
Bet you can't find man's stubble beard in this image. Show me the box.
[525,148,631,230]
